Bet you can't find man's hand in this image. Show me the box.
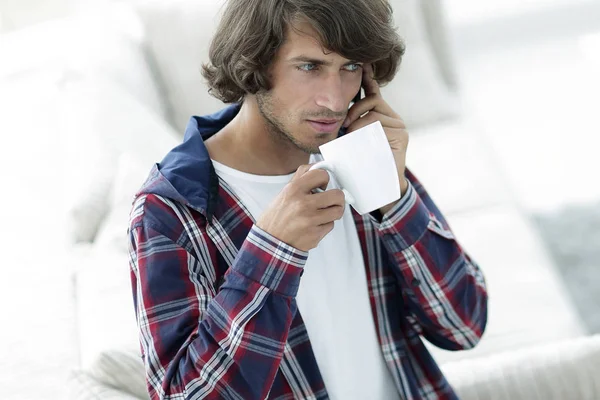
[342,63,409,214]
[256,165,345,252]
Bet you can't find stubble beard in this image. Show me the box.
[256,91,321,155]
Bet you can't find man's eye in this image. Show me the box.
[345,63,362,72]
[297,64,317,72]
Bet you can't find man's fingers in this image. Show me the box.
[343,97,401,129]
[314,204,345,225]
[310,188,345,209]
[361,63,381,97]
[344,96,375,127]
[346,111,404,133]
[293,168,331,193]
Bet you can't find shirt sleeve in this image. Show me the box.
[129,194,307,400]
[377,168,489,350]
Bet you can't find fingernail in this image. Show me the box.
[343,117,349,127]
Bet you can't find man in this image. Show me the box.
[128,0,488,399]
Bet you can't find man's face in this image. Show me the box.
[256,20,363,154]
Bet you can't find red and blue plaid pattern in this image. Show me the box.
[128,109,488,399]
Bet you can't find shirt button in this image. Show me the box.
[411,278,421,287]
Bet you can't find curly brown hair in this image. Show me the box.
[201,0,405,103]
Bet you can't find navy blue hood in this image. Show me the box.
[136,104,241,219]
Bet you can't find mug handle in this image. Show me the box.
[308,161,356,205]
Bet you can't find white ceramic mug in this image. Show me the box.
[309,121,401,215]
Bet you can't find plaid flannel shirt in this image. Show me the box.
[128,105,488,400]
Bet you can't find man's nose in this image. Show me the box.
[314,74,347,112]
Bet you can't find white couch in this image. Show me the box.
[1,1,596,399]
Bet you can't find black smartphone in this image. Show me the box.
[352,84,363,104]
[340,82,363,136]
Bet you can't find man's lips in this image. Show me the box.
[309,119,342,124]
[307,119,343,133]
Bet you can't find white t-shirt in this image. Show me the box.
[212,157,398,400]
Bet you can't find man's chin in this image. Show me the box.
[295,143,321,155]
[283,127,336,154]
[303,135,335,154]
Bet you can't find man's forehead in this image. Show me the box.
[282,21,351,64]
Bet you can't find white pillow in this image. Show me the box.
[94,152,152,253]
[62,130,117,244]
[0,4,175,244]
[61,74,179,243]
[442,334,600,400]
[132,0,459,132]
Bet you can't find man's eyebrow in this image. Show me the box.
[287,56,359,66]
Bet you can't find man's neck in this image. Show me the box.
[206,99,311,176]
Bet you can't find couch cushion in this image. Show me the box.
[64,3,168,117]
[86,350,149,400]
[442,334,600,400]
[68,370,144,400]
[0,3,167,117]
[418,0,459,92]
[131,0,227,133]
[132,0,459,133]
[407,118,512,215]
[381,0,461,127]
[74,246,141,369]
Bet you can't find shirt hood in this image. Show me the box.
[136,104,241,219]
